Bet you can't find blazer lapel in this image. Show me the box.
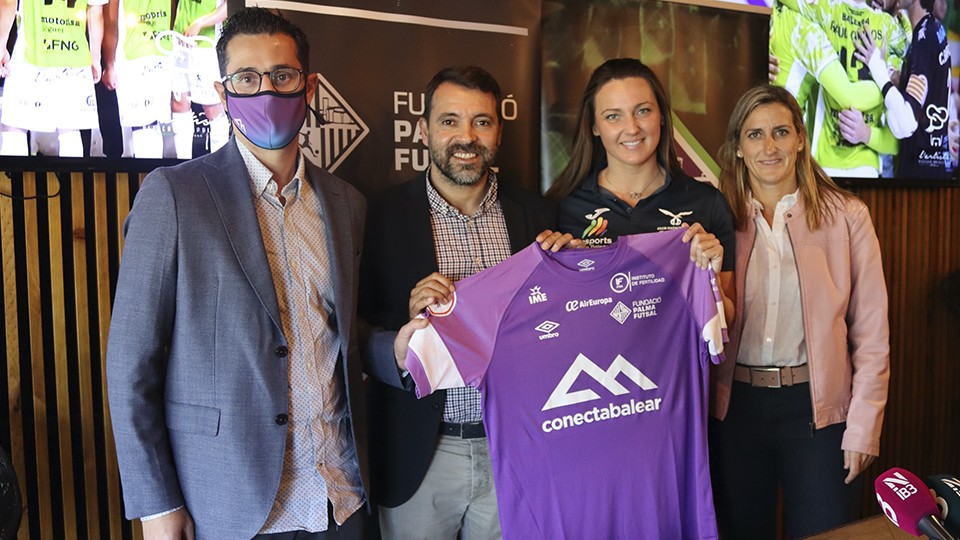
[403,175,440,275]
[202,142,284,331]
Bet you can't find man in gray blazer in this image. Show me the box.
[106,8,368,539]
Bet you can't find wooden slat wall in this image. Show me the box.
[856,186,960,480]
[0,169,142,539]
[0,169,957,538]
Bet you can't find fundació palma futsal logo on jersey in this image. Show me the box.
[300,71,369,173]
[540,353,663,433]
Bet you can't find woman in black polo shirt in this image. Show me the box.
[546,57,735,319]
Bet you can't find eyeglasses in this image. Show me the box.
[222,67,305,95]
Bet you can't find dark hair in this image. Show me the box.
[546,58,683,200]
[216,8,310,77]
[423,66,502,121]
[718,84,850,231]
[920,0,936,11]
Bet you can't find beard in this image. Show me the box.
[429,142,497,186]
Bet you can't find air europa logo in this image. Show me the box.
[542,353,657,411]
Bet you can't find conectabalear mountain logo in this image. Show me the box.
[542,353,657,411]
[300,71,369,172]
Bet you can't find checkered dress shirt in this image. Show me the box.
[425,168,512,423]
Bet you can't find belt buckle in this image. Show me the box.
[751,367,782,388]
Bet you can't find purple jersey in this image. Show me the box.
[406,229,726,539]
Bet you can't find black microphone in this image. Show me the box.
[927,475,960,537]
[875,467,957,539]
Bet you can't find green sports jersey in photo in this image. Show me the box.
[782,0,907,172]
[22,0,94,68]
[174,0,219,48]
[123,0,173,61]
[770,3,835,113]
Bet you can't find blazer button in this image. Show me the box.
[431,403,440,411]
[276,346,288,358]
[275,414,288,425]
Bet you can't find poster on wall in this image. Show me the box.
[241,0,542,195]
[541,0,769,191]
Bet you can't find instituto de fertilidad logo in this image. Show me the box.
[542,353,657,411]
[300,72,369,172]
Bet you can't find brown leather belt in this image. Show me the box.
[734,364,810,388]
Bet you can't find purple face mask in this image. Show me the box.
[224,88,307,150]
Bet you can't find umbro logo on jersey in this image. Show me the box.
[536,320,560,340]
[658,208,693,227]
[542,353,658,411]
[610,302,631,324]
[529,286,548,304]
[577,258,596,271]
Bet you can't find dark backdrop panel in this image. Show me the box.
[246,0,542,196]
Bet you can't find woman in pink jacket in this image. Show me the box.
[710,84,890,539]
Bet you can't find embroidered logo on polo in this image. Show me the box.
[658,208,693,227]
[581,208,612,246]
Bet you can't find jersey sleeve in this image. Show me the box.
[405,245,542,397]
[699,269,728,364]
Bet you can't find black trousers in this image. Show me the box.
[710,382,862,539]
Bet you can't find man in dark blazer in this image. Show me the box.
[107,8,368,539]
[360,66,576,539]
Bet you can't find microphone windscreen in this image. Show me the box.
[875,467,940,536]
[927,475,960,537]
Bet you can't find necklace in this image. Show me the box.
[601,168,664,202]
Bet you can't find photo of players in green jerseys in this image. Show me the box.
[0,0,226,159]
[770,0,959,180]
